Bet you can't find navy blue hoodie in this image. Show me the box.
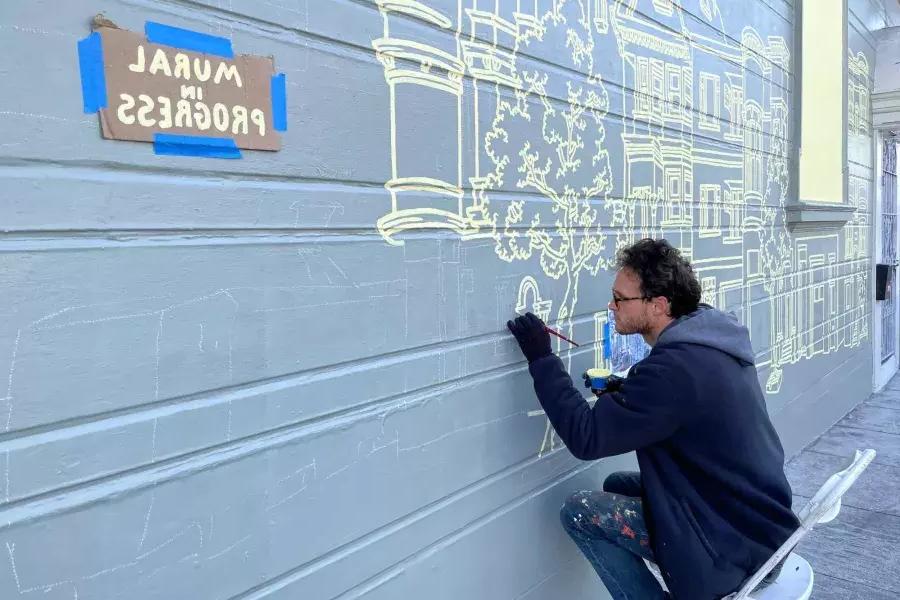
[529,305,799,599]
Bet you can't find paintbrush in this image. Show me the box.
[545,326,580,347]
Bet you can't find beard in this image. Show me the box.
[615,313,651,336]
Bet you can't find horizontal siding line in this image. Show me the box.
[493,57,787,140]
[0,314,870,514]
[750,306,870,345]
[322,460,596,600]
[0,262,872,465]
[0,153,796,201]
[125,0,794,105]
[0,157,388,190]
[0,98,798,180]
[4,206,854,237]
[848,11,878,53]
[231,456,593,600]
[761,0,794,20]
[605,2,795,88]
[738,308,870,355]
[773,341,874,417]
[848,27,877,55]
[752,0,795,25]
[2,68,799,171]
[130,0,793,113]
[0,356,551,527]
[741,260,871,293]
[469,51,794,126]
[0,314,554,446]
[0,220,867,251]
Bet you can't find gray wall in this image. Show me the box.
[0,0,879,598]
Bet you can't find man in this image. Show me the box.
[507,238,799,600]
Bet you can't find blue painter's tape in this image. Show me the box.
[153,134,242,159]
[271,73,287,131]
[77,31,107,113]
[602,322,612,359]
[145,21,234,58]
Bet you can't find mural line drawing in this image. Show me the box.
[371,0,870,454]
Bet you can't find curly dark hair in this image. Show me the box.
[615,238,702,318]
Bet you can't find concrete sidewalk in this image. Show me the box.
[785,375,900,599]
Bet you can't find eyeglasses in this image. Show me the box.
[609,295,649,308]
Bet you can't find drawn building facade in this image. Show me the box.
[0,1,886,599]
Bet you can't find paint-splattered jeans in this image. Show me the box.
[559,471,669,600]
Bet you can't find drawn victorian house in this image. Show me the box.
[371,1,473,245]
[369,0,868,427]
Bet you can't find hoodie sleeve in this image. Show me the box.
[528,352,684,460]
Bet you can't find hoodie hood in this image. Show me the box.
[655,304,756,365]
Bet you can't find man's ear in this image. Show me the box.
[652,296,671,317]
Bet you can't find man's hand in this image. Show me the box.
[506,312,552,363]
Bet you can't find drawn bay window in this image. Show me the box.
[699,184,721,236]
[744,104,764,201]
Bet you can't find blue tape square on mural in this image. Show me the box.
[145,21,234,58]
[271,73,287,131]
[153,133,242,159]
[77,31,108,113]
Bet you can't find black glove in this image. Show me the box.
[582,373,626,395]
[506,312,553,363]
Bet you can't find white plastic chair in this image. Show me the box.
[645,448,877,599]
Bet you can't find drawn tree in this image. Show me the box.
[476,0,619,353]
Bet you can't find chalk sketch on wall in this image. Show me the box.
[848,51,870,138]
[516,276,554,322]
[370,0,870,452]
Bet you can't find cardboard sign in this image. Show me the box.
[79,22,286,156]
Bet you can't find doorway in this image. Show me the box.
[875,133,899,390]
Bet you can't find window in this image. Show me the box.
[666,169,683,222]
[669,174,680,198]
[699,73,720,131]
[667,65,682,119]
[814,285,825,303]
[747,249,762,277]
[726,85,742,140]
[636,57,651,116]
[699,185,721,236]
[724,189,742,243]
[651,59,665,116]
